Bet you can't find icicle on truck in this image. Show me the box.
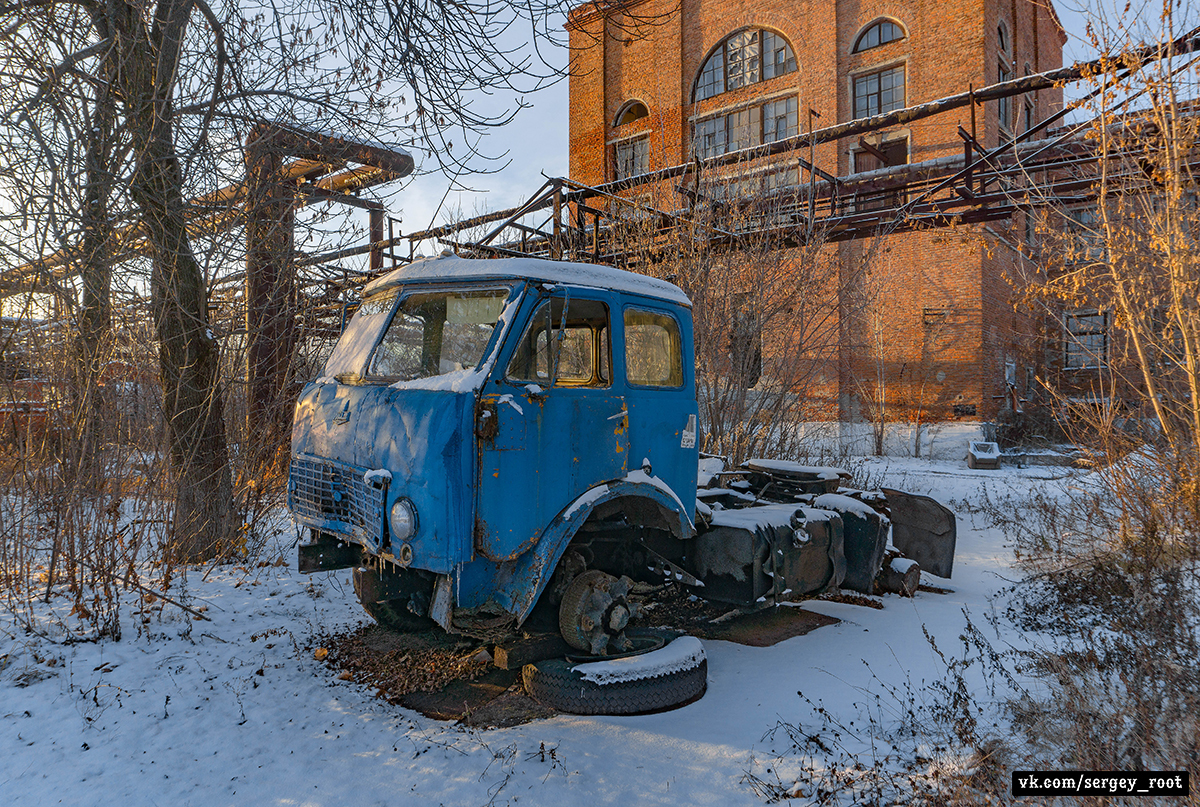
[287,254,955,678]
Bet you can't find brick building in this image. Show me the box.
[565,0,1067,428]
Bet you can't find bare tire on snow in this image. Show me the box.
[522,630,707,715]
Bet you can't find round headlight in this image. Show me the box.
[389,498,417,542]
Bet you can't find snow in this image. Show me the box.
[498,393,523,414]
[696,456,726,488]
[388,365,488,393]
[812,492,886,521]
[573,637,706,685]
[362,254,692,307]
[890,556,919,575]
[969,441,1001,458]
[563,483,610,519]
[0,457,1076,806]
[363,468,392,485]
[623,468,692,527]
[797,505,834,523]
[709,502,801,531]
[744,458,849,480]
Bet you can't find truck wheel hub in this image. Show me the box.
[558,569,640,656]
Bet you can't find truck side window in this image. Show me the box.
[624,308,684,387]
[507,297,611,387]
[368,289,508,380]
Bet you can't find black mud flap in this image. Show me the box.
[298,532,363,573]
[881,489,956,578]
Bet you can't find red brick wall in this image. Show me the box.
[567,0,1066,422]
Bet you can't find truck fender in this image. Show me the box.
[503,480,695,624]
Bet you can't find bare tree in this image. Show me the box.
[976,3,1200,780]
[1016,1,1200,516]
[0,0,613,565]
[593,161,881,465]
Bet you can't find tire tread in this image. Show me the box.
[522,633,707,715]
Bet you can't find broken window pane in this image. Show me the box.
[615,137,650,179]
[726,30,760,90]
[1064,310,1108,369]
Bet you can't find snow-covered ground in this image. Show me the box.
[0,458,1069,806]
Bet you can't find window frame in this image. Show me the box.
[692,92,800,159]
[852,62,906,120]
[726,105,762,152]
[729,291,762,389]
[997,61,1012,132]
[762,30,798,79]
[725,29,761,91]
[1063,310,1109,370]
[622,306,686,389]
[762,96,798,143]
[505,295,613,389]
[693,115,728,160]
[852,18,907,53]
[613,136,650,180]
[614,101,649,127]
[363,285,514,383]
[693,28,797,103]
[850,135,909,210]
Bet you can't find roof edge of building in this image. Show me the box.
[565,0,656,30]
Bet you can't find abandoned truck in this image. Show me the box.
[288,253,956,666]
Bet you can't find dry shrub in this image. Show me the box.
[990,442,1200,797]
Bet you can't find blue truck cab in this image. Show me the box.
[289,253,701,642]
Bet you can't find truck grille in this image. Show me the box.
[288,455,386,543]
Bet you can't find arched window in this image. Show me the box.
[997,21,1009,53]
[615,101,649,127]
[693,28,796,102]
[853,19,905,53]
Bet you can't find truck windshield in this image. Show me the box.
[368,288,510,380]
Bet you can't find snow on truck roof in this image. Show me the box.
[361,252,692,307]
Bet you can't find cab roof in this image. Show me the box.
[361,252,691,308]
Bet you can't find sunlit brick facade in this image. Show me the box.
[566,0,1065,425]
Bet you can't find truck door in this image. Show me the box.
[619,304,699,516]
[475,291,628,562]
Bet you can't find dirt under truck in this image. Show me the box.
[287,253,956,712]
